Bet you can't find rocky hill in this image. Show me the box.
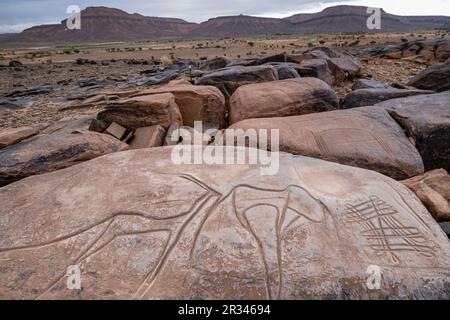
[0,5,449,46]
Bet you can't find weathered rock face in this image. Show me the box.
[227,54,286,68]
[286,47,360,84]
[342,88,434,109]
[129,125,166,150]
[368,40,450,63]
[230,107,424,180]
[327,56,361,84]
[266,63,301,80]
[130,85,226,128]
[229,78,339,124]
[402,169,450,222]
[0,120,128,187]
[0,123,49,149]
[197,56,231,71]
[353,79,393,90]
[195,65,278,98]
[97,93,182,131]
[0,147,448,300]
[436,41,450,62]
[441,222,450,238]
[407,60,450,92]
[375,91,450,172]
[299,59,335,85]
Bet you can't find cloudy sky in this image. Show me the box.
[1,0,449,33]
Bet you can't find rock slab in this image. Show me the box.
[0,147,448,299]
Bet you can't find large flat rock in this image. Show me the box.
[407,60,450,92]
[229,78,339,124]
[375,91,450,172]
[230,107,424,180]
[342,88,434,109]
[0,120,128,187]
[0,147,448,299]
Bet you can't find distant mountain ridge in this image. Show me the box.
[1,5,449,46]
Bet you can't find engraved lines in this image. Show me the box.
[344,196,435,265]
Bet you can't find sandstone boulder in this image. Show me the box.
[195,65,278,98]
[0,123,49,149]
[0,120,128,187]
[0,147,448,299]
[230,107,424,180]
[327,56,361,84]
[129,125,166,150]
[130,85,226,128]
[342,88,434,109]
[229,78,339,124]
[440,222,450,238]
[287,48,360,84]
[436,40,450,62]
[407,60,450,92]
[97,93,182,131]
[299,59,335,85]
[197,57,231,71]
[369,40,449,63]
[375,91,450,172]
[402,169,450,222]
[266,63,301,80]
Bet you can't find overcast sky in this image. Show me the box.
[0,0,449,33]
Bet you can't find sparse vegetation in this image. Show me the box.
[160,55,173,66]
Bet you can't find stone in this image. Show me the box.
[327,56,361,84]
[288,48,361,84]
[306,47,341,58]
[104,122,127,140]
[97,93,182,131]
[0,147,448,299]
[5,85,53,98]
[0,120,128,187]
[229,78,339,124]
[197,57,231,71]
[436,40,450,62]
[342,88,434,109]
[130,125,166,149]
[353,79,393,90]
[407,60,450,92]
[230,107,424,180]
[8,60,23,68]
[299,59,335,85]
[131,85,226,128]
[440,222,450,237]
[0,123,49,149]
[195,65,278,98]
[375,91,450,172]
[88,119,109,133]
[0,99,34,112]
[402,169,450,222]
[266,63,301,80]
